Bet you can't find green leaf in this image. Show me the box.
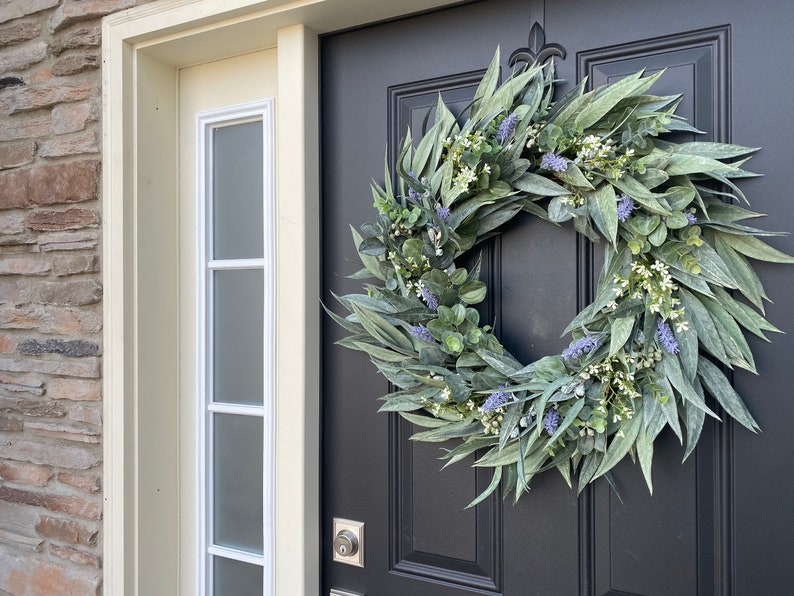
[575,70,662,130]
[587,183,618,245]
[697,357,759,431]
[682,399,705,461]
[665,153,743,176]
[554,163,594,190]
[513,172,570,196]
[593,412,642,479]
[351,341,411,363]
[358,236,387,256]
[467,466,502,508]
[672,142,758,159]
[724,235,794,264]
[350,303,415,354]
[543,398,585,449]
[608,316,635,357]
[636,425,654,494]
[350,225,385,280]
[399,411,449,428]
[459,281,487,304]
[678,289,729,366]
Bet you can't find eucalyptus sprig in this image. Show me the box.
[328,49,792,504]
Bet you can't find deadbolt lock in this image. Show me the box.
[333,529,359,557]
[332,518,364,567]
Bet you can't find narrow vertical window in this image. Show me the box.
[197,101,274,596]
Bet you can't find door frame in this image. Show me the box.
[102,0,462,594]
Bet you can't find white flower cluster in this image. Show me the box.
[574,134,634,179]
[612,259,688,331]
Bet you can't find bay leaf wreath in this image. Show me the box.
[327,50,792,505]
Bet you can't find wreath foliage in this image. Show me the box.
[328,50,792,504]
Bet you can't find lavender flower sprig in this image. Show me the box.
[410,325,434,343]
[562,335,603,361]
[482,385,513,413]
[540,152,568,172]
[656,320,680,354]
[496,113,518,144]
[616,194,636,222]
[543,407,560,434]
[420,286,439,311]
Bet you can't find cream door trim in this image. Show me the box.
[102,1,458,594]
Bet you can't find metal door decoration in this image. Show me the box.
[327,26,790,504]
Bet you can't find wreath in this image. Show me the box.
[327,50,792,504]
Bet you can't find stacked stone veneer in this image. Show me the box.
[0,1,152,594]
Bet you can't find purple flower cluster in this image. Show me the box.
[562,335,602,361]
[420,286,439,311]
[436,205,451,221]
[482,385,513,413]
[656,320,680,354]
[496,113,518,144]
[407,171,422,203]
[685,212,698,225]
[540,152,568,172]
[409,325,434,343]
[543,407,561,434]
[616,194,636,222]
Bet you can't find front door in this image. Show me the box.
[321,1,794,594]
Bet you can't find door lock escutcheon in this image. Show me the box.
[332,518,364,567]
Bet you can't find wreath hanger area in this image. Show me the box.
[327,43,792,505]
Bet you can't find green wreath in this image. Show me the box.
[328,50,792,504]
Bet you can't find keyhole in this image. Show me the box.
[339,544,347,555]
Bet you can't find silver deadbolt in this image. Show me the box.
[333,529,359,557]
[332,518,364,567]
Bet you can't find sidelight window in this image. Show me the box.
[196,100,275,596]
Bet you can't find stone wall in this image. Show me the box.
[0,1,153,594]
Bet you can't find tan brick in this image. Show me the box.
[0,440,100,471]
[49,0,145,32]
[52,51,100,77]
[0,355,101,378]
[26,421,101,444]
[51,101,97,135]
[38,131,98,158]
[0,549,102,595]
[52,254,100,277]
[0,20,42,46]
[55,472,101,495]
[51,24,100,56]
[0,461,51,487]
[68,404,101,426]
[0,416,23,432]
[0,41,48,72]
[0,305,101,334]
[0,396,66,418]
[0,333,17,353]
[50,544,101,568]
[38,229,99,251]
[0,0,59,25]
[48,378,100,402]
[0,140,36,170]
[35,515,98,546]
[0,159,99,209]
[0,373,44,394]
[0,256,50,275]
[4,82,93,114]
[0,278,102,306]
[0,486,101,520]
[0,212,25,234]
[26,208,99,231]
[0,111,51,142]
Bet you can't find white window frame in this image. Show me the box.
[196,100,276,596]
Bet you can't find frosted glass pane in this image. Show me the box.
[213,413,263,553]
[212,121,264,260]
[213,269,263,405]
[213,556,263,595]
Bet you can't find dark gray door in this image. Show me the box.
[321,1,794,594]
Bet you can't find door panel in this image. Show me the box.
[321,1,794,594]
